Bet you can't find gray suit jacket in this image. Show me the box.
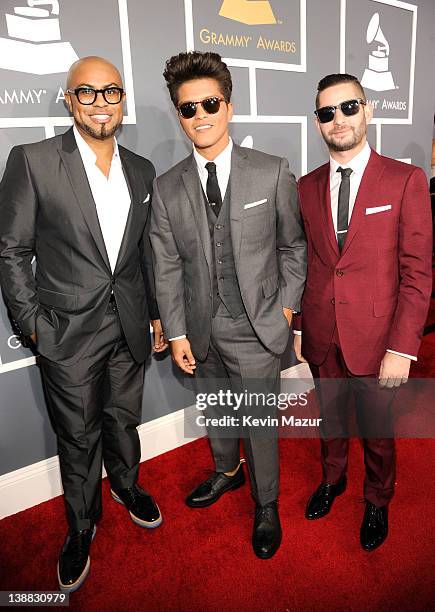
[150,144,306,360]
[0,127,159,365]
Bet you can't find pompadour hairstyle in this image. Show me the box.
[163,51,232,106]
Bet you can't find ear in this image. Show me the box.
[364,101,373,125]
[64,92,73,113]
[314,116,321,135]
[227,101,234,122]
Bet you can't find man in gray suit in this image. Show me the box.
[150,51,306,558]
[0,57,166,592]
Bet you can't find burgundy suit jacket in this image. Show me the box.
[294,149,432,375]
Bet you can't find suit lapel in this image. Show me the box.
[318,163,340,258]
[114,148,142,272]
[341,149,384,255]
[181,155,213,271]
[58,128,111,271]
[229,144,249,263]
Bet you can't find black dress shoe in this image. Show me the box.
[185,465,245,508]
[111,484,162,528]
[252,501,282,559]
[57,525,96,593]
[360,502,388,551]
[305,476,347,520]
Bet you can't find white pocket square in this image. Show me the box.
[365,204,391,215]
[244,198,267,210]
[142,194,150,204]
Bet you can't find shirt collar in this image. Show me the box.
[73,125,119,166]
[329,141,371,179]
[193,137,233,174]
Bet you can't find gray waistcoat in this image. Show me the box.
[203,185,244,318]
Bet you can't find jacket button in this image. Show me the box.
[216,242,222,247]
[336,269,344,277]
[216,224,223,229]
[331,298,336,305]
[217,259,223,264]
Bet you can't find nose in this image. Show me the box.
[333,107,346,125]
[195,103,207,119]
[93,91,108,107]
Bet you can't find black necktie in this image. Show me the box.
[336,167,353,252]
[205,162,222,217]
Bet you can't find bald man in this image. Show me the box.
[0,57,166,592]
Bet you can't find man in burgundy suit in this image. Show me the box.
[293,73,432,551]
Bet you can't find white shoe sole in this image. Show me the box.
[110,489,163,528]
[57,525,96,593]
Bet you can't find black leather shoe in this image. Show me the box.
[57,525,96,593]
[252,501,282,559]
[360,502,388,551]
[305,476,347,520]
[111,484,162,528]
[185,464,245,508]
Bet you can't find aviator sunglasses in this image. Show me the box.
[315,98,366,124]
[177,96,226,119]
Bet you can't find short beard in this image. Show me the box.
[76,119,121,141]
[323,123,365,153]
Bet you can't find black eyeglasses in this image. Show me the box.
[315,98,366,124]
[177,96,226,119]
[66,87,124,105]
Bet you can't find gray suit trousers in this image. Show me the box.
[194,303,280,506]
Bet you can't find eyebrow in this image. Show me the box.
[178,94,222,104]
[74,82,121,88]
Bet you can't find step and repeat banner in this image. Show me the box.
[1,0,434,476]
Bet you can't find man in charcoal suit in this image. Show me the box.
[0,57,167,592]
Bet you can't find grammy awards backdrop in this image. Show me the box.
[1,0,434,518]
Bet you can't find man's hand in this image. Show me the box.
[293,333,307,363]
[29,332,37,344]
[378,352,411,388]
[283,307,293,326]
[150,319,168,353]
[170,338,196,374]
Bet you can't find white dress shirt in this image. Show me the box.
[169,139,233,342]
[329,141,371,234]
[193,137,233,200]
[73,126,131,272]
[295,141,416,361]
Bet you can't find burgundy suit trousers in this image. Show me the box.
[309,326,396,507]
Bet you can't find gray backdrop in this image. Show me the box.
[1,0,434,476]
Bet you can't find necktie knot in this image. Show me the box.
[206,161,217,175]
[337,166,353,178]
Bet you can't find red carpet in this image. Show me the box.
[1,272,434,610]
[1,437,434,610]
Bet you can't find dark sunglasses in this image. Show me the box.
[315,98,366,124]
[66,87,124,105]
[177,96,226,119]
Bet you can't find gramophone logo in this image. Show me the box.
[361,12,395,92]
[0,0,78,75]
[219,0,277,25]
